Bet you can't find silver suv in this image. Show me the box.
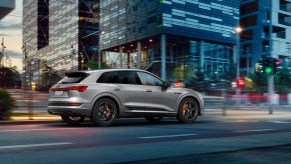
[48,69,204,126]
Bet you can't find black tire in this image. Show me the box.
[61,115,85,125]
[145,116,163,123]
[92,98,117,127]
[177,98,199,123]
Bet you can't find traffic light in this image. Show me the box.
[257,59,264,73]
[237,78,245,88]
[264,57,274,74]
[257,56,276,74]
[273,59,283,74]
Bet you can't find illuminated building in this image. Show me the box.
[100,0,240,80]
[23,0,99,88]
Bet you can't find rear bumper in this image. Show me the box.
[47,103,92,117]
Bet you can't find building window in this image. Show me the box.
[242,44,252,56]
[241,30,253,41]
[37,0,49,49]
[240,1,258,15]
[240,15,257,27]
[279,13,291,26]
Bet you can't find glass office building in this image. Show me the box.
[240,0,291,76]
[23,0,99,88]
[100,0,239,80]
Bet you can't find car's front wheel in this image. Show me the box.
[145,116,163,123]
[92,98,117,127]
[177,98,199,123]
[61,115,85,125]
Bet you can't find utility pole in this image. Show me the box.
[268,0,274,114]
[22,44,28,90]
[0,38,6,66]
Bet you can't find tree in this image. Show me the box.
[0,66,21,88]
[84,61,109,70]
[40,64,61,90]
[274,67,291,93]
[0,88,15,120]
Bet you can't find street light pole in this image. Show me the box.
[98,31,105,69]
[21,45,28,90]
[235,27,242,107]
[98,43,101,69]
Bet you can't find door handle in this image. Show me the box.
[114,88,120,91]
[145,89,152,92]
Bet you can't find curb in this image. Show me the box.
[0,120,62,126]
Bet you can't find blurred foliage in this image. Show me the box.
[85,61,109,70]
[173,65,190,79]
[0,88,14,120]
[244,77,254,90]
[0,66,22,88]
[250,67,291,94]
[274,67,291,94]
[250,71,268,92]
[188,65,291,95]
[40,64,62,90]
[223,64,237,82]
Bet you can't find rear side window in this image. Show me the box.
[97,72,111,83]
[59,72,89,84]
[97,71,141,85]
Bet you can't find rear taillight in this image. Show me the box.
[49,86,88,92]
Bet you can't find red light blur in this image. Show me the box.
[175,82,182,87]
[276,59,283,65]
[237,79,245,88]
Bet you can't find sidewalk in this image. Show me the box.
[0,112,62,125]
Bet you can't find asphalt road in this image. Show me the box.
[1,115,291,164]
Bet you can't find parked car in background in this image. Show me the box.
[48,69,204,126]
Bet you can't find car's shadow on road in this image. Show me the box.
[47,118,213,128]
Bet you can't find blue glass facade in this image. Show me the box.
[162,0,239,44]
[100,0,240,80]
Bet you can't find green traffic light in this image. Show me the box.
[265,66,272,74]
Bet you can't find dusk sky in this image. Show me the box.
[0,0,23,71]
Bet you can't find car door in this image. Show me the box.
[106,71,145,111]
[136,71,179,112]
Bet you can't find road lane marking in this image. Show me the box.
[269,121,291,124]
[235,129,275,133]
[139,134,197,139]
[0,142,72,149]
[0,128,80,133]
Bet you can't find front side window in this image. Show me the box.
[136,71,163,86]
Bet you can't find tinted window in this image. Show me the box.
[97,71,141,85]
[97,72,111,83]
[136,72,163,86]
[59,72,89,84]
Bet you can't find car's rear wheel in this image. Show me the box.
[92,98,117,127]
[61,115,85,125]
[145,116,163,123]
[177,98,199,123]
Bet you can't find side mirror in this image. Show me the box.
[163,82,170,89]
